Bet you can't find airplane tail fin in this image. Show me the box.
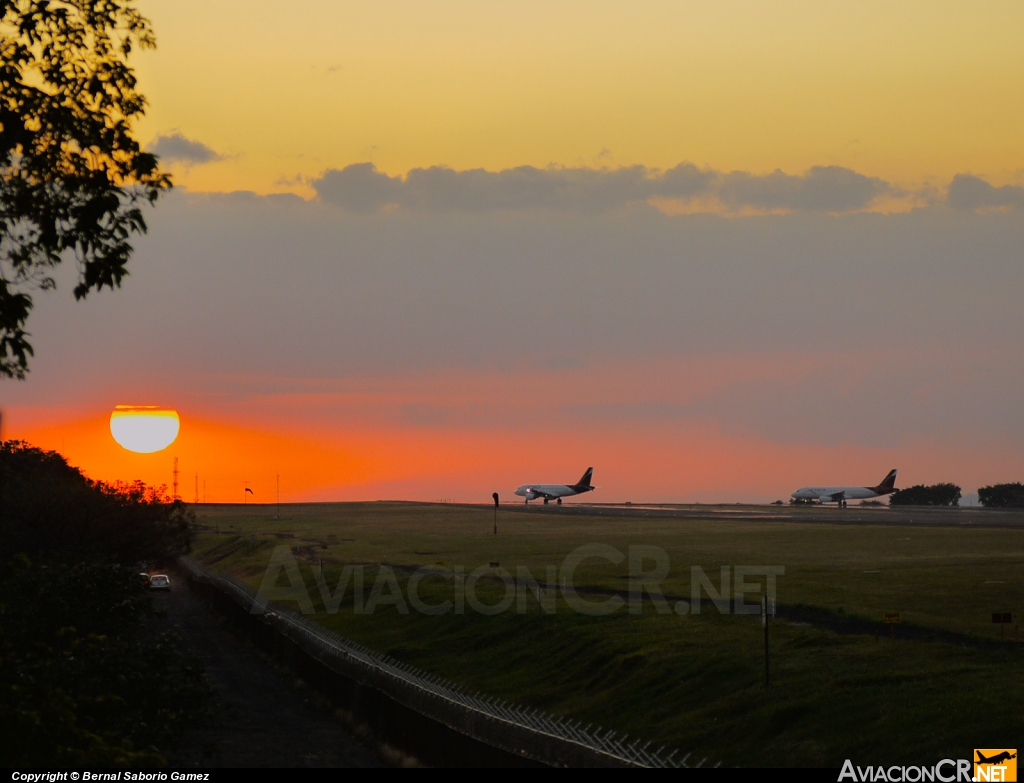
[874,469,898,494]
[576,467,594,489]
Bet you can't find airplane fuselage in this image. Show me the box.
[515,483,592,501]
[516,467,596,504]
[791,469,898,505]
[791,485,884,502]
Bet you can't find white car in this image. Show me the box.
[148,574,171,592]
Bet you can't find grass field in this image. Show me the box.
[191,502,1024,767]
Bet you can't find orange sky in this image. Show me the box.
[11,408,1015,505]
[8,353,1020,503]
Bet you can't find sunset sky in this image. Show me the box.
[5,1,1024,502]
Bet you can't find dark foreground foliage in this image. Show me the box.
[0,556,210,766]
[977,482,1024,508]
[0,441,210,765]
[889,483,961,507]
[0,440,193,563]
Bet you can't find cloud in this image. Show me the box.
[311,162,890,214]
[312,163,402,212]
[150,133,222,165]
[716,166,890,212]
[16,188,1023,392]
[946,174,1024,211]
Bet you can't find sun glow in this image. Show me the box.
[109,406,181,453]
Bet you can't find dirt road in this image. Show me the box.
[153,579,380,767]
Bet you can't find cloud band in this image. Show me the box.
[312,162,893,214]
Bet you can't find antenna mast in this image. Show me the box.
[172,457,179,501]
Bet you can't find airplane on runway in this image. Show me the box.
[515,468,596,505]
[791,469,898,508]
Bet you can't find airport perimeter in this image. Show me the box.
[192,501,1023,767]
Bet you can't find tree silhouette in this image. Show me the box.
[0,0,170,378]
[889,483,961,507]
[0,440,193,563]
[977,482,1024,508]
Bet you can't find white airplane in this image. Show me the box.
[791,469,898,507]
[515,468,596,505]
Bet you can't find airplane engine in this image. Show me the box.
[820,496,839,504]
[526,491,539,501]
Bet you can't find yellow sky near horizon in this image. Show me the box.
[133,0,1024,196]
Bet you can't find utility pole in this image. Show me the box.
[194,472,199,504]
[276,474,280,520]
[492,492,499,534]
[172,457,179,501]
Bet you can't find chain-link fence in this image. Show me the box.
[179,555,717,768]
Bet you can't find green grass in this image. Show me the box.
[192,502,1024,766]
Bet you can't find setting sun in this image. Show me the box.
[109,406,181,454]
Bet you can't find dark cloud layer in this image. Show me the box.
[150,133,222,164]
[716,166,890,212]
[17,189,1023,386]
[9,189,1024,466]
[312,162,887,214]
[314,164,1024,215]
[946,174,1024,211]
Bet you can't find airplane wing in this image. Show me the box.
[531,489,559,500]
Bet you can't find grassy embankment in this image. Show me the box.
[192,502,1024,767]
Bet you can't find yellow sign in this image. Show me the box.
[883,612,902,624]
[975,749,1017,782]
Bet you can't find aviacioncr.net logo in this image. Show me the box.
[839,759,973,782]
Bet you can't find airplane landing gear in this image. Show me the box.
[841,500,847,508]
[557,498,562,505]
[543,497,549,505]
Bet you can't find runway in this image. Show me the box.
[488,501,1024,528]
